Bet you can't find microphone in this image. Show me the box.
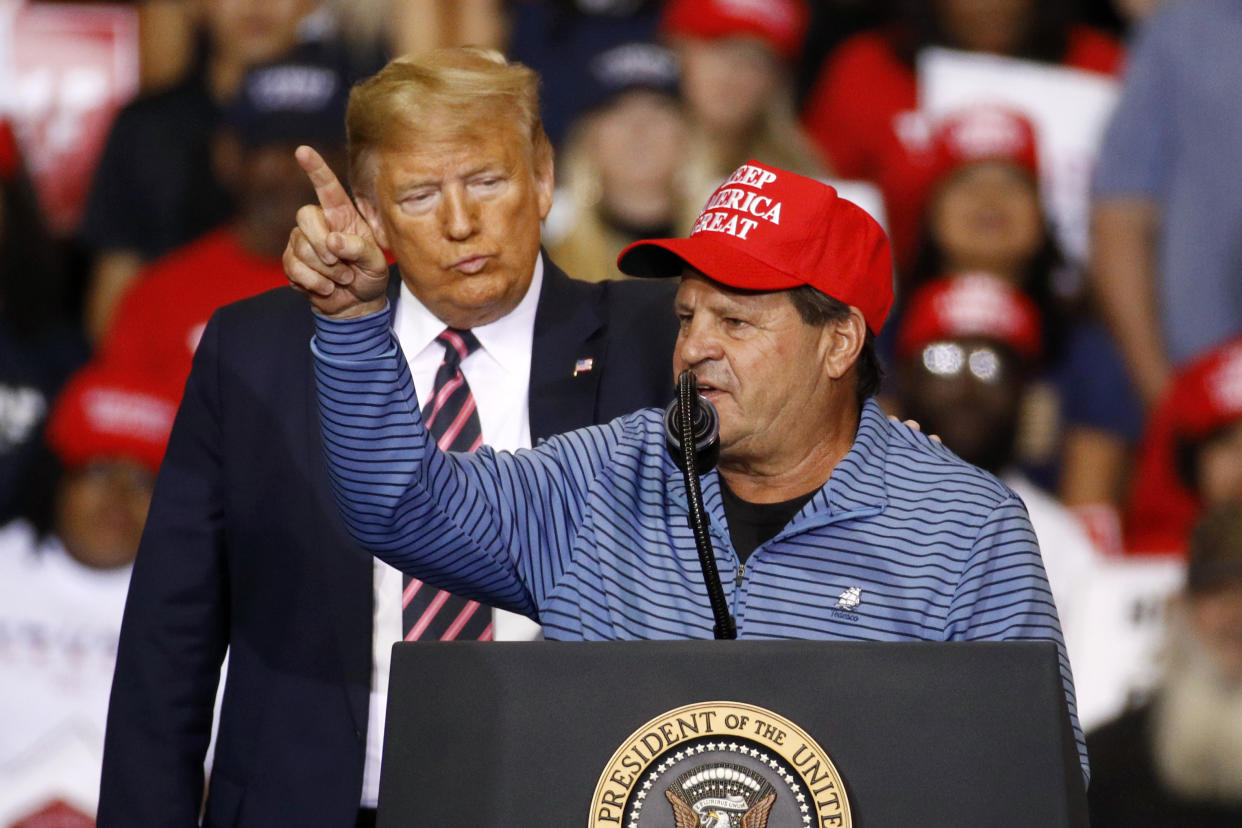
[664,371,720,473]
[664,370,735,639]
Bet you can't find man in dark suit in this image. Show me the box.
[98,48,676,826]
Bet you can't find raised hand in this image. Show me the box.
[889,414,942,444]
[283,145,390,318]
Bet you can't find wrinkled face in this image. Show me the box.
[935,0,1034,55]
[677,36,780,137]
[899,337,1024,472]
[673,271,831,466]
[1197,421,1242,506]
[930,161,1044,280]
[359,124,553,329]
[56,459,155,569]
[589,90,687,197]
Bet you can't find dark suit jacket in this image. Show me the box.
[98,258,677,827]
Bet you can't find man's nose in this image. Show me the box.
[675,318,720,367]
[440,187,477,240]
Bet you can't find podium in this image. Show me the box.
[378,640,1086,827]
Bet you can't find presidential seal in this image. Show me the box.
[589,701,851,827]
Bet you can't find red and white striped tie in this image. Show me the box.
[402,328,492,641]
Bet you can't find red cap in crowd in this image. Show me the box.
[45,365,179,475]
[929,106,1040,185]
[1168,336,1242,441]
[618,159,894,333]
[896,273,1043,363]
[1124,335,1242,554]
[661,0,809,61]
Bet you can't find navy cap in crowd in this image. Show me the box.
[225,53,348,148]
[583,41,681,111]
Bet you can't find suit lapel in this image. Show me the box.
[529,254,606,441]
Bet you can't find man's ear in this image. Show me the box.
[823,308,867,382]
[355,195,391,251]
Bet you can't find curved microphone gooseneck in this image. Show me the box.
[665,369,736,640]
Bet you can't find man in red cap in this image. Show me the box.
[892,273,1100,685]
[0,364,175,823]
[296,159,1087,778]
[1125,336,1242,554]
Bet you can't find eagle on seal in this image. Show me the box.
[664,789,776,828]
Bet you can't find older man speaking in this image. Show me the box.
[295,158,1087,778]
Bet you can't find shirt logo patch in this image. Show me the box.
[834,587,862,612]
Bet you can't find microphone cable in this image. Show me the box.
[673,369,736,640]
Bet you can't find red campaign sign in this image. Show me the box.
[8,798,94,828]
[9,2,139,236]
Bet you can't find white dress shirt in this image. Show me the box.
[361,258,545,806]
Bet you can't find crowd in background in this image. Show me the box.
[0,0,1239,824]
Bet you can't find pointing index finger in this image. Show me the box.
[296,145,357,223]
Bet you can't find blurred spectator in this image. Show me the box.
[894,273,1100,649]
[660,0,829,222]
[507,0,665,148]
[385,0,504,57]
[904,107,1142,550]
[1125,336,1242,555]
[0,365,175,824]
[0,120,89,527]
[1108,0,1166,25]
[1087,504,1242,826]
[1090,0,1242,408]
[77,0,326,342]
[802,0,1122,269]
[98,54,349,398]
[794,0,891,108]
[545,41,690,283]
[135,0,201,93]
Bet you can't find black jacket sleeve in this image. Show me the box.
[98,312,230,825]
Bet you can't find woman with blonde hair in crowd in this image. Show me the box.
[546,41,691,283]
[659,0,828,225]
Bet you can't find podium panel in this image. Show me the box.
[378,640,1085,827]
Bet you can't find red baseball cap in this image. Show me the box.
[46,364,179,475]
[896,273,1043,362]
[661,0,809,61]
[930,106,1040,185]
[1168,336,1242,441]
[618,159,894,334]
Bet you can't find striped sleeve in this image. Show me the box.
[310,308,612,618]
[948,495,1089,783]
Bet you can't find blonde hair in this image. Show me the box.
[678,93,827,231]
[346,47,552,199]
[549,118,695,283]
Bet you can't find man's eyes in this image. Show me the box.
[674,313,750,329]
[402,190,436,205]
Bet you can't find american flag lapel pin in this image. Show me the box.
[573,357,595,377]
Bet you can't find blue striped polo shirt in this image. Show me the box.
[311,308,1088,779]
